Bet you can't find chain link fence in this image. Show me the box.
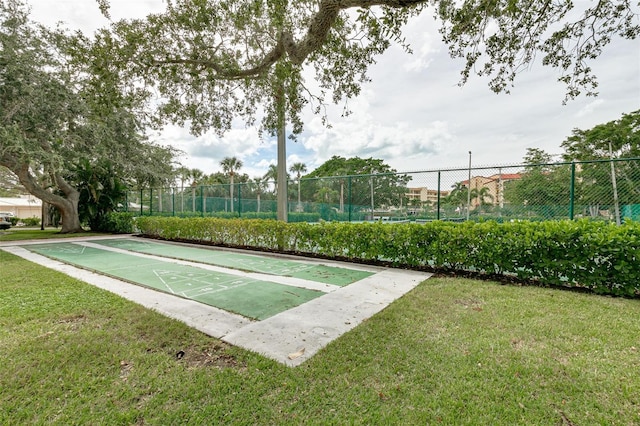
[124,158,640,224]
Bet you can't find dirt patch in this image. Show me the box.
[56,313,89,331]
[174,342,244,370]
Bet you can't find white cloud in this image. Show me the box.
[299,90,453,172]
[402,31,440,72]
[574,100,606,119]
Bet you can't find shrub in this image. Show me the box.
[20,217,41,227]
[98,212,135,234]
[135,217,640,297]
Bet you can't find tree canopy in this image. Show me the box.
[562,110,640,161]
[94,0,639,138]
[562,110,640,215]
[304,156,409,208]
[0,1,177,232]
[504,111,640,219]
[502,148,572,217]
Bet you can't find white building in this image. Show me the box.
[0,195,42,218]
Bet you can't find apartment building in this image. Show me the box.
[462,173,522,207]
[406,187,451,205]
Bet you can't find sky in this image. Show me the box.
[27,0,640,181]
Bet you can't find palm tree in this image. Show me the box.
[252,176,268,213]
[198,173,221,214]
[470,186,494,208]
[264,164,278,194]
[221,157,243,212]
[188,168,204,212]
[175,166,191,212]
[446,181,468,215]
[289,162,307,211]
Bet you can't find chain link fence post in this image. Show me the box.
[569,162,575,220]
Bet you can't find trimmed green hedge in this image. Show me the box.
[98,212,136,234]
[135,217,640,297]
[138,211,321,222]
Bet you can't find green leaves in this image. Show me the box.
[136,216,640,297]
[0,2,178,232]
[562,110,640,161]
[90,0,639,139]
[437,0,639,101]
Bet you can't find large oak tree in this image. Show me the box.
[0,1,176,232]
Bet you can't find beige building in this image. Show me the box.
[406,187,451,205]
[0,195,42,218]
[462,173,522,207]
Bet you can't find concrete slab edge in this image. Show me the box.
[223,268,432,367]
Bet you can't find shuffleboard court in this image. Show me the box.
[26,242,322,320]
[3,235,432,366]
[93,238,373,286]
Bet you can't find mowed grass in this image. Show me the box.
[1,249,640,425]
[0,228,107,242]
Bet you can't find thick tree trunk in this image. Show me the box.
[11,163,84,233]
[55,199,82,233]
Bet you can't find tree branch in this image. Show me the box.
[153,37,286,79]
[152,0,427,74]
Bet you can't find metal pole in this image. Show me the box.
[238,182,242,217]
[466,151,472,221]
[497,167,503,209]
[609,142,621,225]
[437,171,441,221]
[348,176,352,222]
[202,189,206,215]
[370,172,375,220]
[569,162,575,220]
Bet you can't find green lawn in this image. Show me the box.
[1,249,639,425]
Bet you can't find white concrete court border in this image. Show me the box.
[1,235,432,367]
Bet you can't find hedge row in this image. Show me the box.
[135,217,640,297]
[99,212,136,233]
[136,211,322,222]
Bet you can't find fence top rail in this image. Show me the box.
[129,157,640,190]
[401,156,640,175]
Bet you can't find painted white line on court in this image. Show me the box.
[77,241,340,293]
